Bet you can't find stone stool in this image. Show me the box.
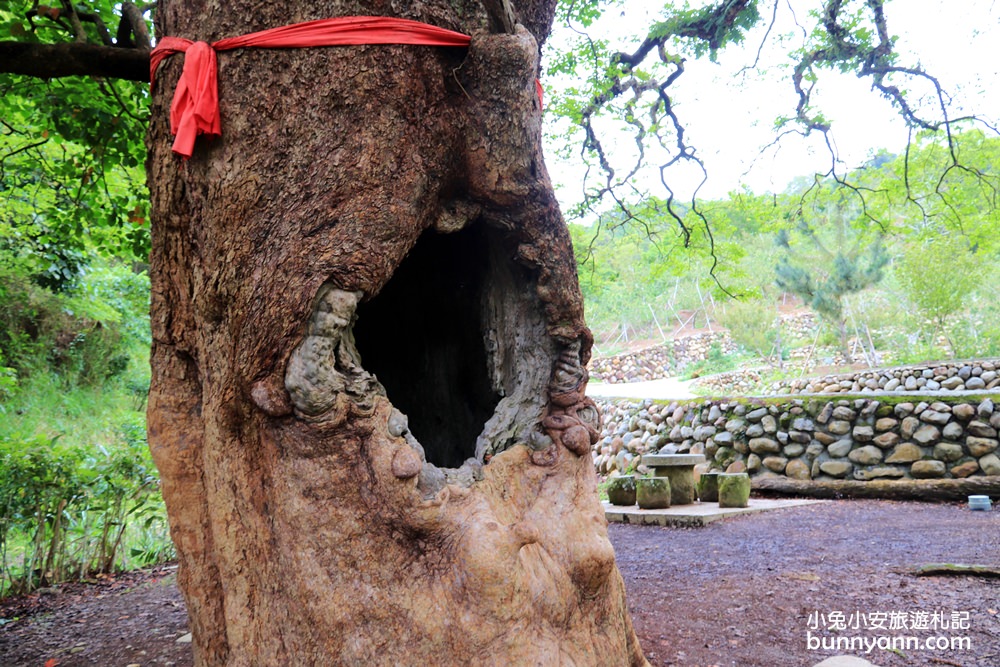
[636,477,671,509]
[640,454,706,505]
[697,471,721,502]
[605,475,636,506]
[718,472,751,508]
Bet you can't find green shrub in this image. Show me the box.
[682,342,743,379]
[0,261,149,389]
[0,350,16,405]
[950,314,1000,359]
[0,420,172,597]
[717,298,779,361]
[895,237,977,336]
[0,432,84,594]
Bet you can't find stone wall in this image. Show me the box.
[759,359,1000,396]
[588,312,820,384]
[692,368,766,396]
[671,331,737,366]
[593,395,1000,483]
[589,331,735,383]
[779,312,819,340]
[691,359,1000,397]
[589,345,676,384]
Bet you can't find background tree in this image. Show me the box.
[0,3,154,413]
[775,189,889,358]
[862,129,1000,253]
[716,297,781,364]
[0,1,151,282]
[894,234,979,355]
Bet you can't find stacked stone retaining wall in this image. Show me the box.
[588,312,823,384]
[590,331,736,383]
[589,345,677,385]
[693,359,1000,397]
[761,359,1000,395]
[594,394,1000,484]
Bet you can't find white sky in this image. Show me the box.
[542,0,1000,212]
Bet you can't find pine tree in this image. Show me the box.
[775,197,889,359]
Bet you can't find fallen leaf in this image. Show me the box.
[45,659,59,667]
[988,608,998,615]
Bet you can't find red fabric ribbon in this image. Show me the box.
[151,17,472,158]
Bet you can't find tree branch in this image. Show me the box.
[0,41,150,82]
[482,0,517,35]
[567,1,762,295]
[73,5,115,46]
[116,2,152,51]
[616,0,755,71]
[61,0,90,43]
[913,564,1000,579]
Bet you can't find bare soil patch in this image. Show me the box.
[1,500,997,666]
[0,565,190,667]
[618,499,1000,667]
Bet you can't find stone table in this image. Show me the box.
[641,454,707,505]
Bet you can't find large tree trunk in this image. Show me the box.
[146,1,647,664]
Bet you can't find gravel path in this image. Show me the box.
[588,377,697,400]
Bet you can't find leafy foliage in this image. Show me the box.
[544,0,998,287]
[0,257,159,595]
[0,349,16,404]
[895,236,977,331]
[575,132,1000,364]
[716,297,779,361]
[1,1,151,290]
[0,254,156,597]
[0,260,150,387]
[862,129,1000,253]
[891,234,995,358]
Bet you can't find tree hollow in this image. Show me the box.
[356,223,503,468]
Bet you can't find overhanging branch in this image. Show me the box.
[567,1,763,295]
[117,2,152,51]
[0,41,150,82]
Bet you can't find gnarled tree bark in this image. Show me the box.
[146,0,648,664]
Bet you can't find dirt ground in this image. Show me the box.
[1,499,997,667]
[618,499,1000,667]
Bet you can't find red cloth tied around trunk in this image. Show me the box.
[150,17,472,158]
